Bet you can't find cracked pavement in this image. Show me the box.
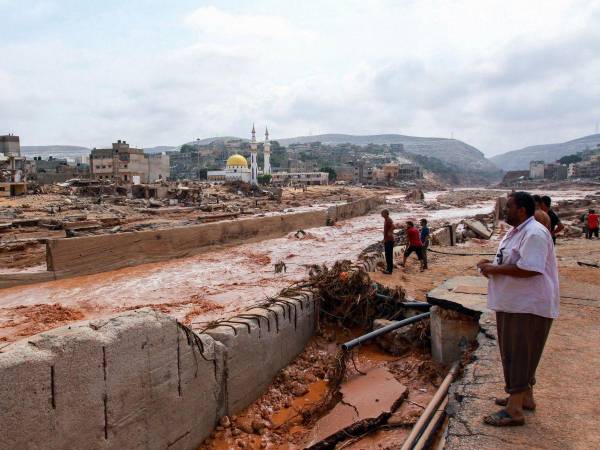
[446,239,600,450]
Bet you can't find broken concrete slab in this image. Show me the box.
[463,220,493,239]
[305,367,408,449]
[427,276,489,317]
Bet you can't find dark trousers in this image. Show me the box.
[587,228,599,239]
[496,311,553,394]
[384,240,394,272]
[422,242,429,269]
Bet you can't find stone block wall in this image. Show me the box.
[0,292,316,449]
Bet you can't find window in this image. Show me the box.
[96,165,100,169]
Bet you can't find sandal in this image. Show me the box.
[483,410,525,427]
[495,397,536,411]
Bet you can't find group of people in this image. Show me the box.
[381,191,566,427]
[581,209,599,239]
[381,209,429,274]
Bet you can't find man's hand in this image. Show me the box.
[477,259,493,278]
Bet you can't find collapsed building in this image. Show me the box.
[0,134,27,196]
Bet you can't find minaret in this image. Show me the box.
[250,124,258,185]
[263,126,271,175]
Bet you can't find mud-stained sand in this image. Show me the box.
[0,303,84,338]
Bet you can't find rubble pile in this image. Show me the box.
[436,189,508,207]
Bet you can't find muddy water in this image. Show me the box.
[0,189,591,342]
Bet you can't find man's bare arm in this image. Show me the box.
[479,263,540,278]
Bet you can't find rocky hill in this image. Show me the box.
[491,134,600,171]
[278,133,501,182]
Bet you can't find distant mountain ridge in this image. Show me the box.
[491,134,600,171]
[277,133,500,175]
[21,145,174,159]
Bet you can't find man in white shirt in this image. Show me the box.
[477,191,559,427]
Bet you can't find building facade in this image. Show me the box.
[90,140,169,183]
[529,160,545,179]
[271,171,329,186]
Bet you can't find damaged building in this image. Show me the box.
[90,140,169,183]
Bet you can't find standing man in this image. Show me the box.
[541,195,563,244]
[401,221,424,271]
[381,209,395,274]
[420,218,430,270]
[532,195,551,231]
[477,192,559,427]
[587,209,599,239]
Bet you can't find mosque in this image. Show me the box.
[207,125,270,184]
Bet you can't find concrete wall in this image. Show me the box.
[0,293,316,449]
[327,196,383,222]
[46,209,328,277]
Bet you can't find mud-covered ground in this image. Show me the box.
[0,185,380,270]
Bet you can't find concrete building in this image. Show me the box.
[353,161,374,185]
[544,163,568,181]
[382,162,423,182]
[0,134,27,196]
[90,140,169,183]
[0,134,21,157]
[270,171,329,186]
[569,159,600,179]
[529,160,545,179]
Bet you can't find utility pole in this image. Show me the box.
[196,138,200,180]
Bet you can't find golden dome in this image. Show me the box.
[226,154,248,168]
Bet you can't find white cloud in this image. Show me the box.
[1,1,600,154]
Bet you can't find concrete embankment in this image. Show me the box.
[0,291,316,449]
[0,196,382,289]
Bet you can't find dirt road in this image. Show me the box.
[444,239,600,450]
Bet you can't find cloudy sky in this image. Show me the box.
[1,0,599,155]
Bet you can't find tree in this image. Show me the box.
[180,144,195,153]
[258,174,272,185]
[558,154,582,165]
[320,167,337,181]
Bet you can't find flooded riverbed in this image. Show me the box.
[0,189,591,342]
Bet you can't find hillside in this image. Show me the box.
[21,145,174,159]
[278,133,501,180]
[491,134,600,171]
[21,145,90,159]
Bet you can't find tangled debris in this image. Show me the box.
[304,260,406,329]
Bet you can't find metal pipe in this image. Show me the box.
[341,312,430,351]
[401,302,432,309]
[412,396,448,450]
[401,361,460,450]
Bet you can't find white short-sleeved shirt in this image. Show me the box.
[487,216,560,318]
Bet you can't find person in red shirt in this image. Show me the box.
[587,209,599,239]
[401,221,424,271]
[381,209,395,274]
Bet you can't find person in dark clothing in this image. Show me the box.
[420,218,430,270]
[401,221,424,271]
[541,196,563,244]
[381,209,395,274]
